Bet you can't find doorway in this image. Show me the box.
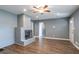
[69,17,75,43]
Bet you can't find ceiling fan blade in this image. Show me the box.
[33,6,39,9]
[33,6,37,8]
[44,10,50,12]
[32,11,37,13]
[32,7,39,12]
[32,10,39,13]
[43,5,48,9]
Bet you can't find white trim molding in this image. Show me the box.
[71,41,79,50]
[34,36,79,49]
[34,36,69,41]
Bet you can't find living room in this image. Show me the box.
[0,5,79,54]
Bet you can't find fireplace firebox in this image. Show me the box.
[25,30,32,39]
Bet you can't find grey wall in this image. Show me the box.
[34,22,39,36]
[34,18,69,39]
[71,9,79,47]
[17,14,32,29]
[0,10,17,48]
[17,14,24,28]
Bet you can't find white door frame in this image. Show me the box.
[39,22,45,48]
[69,17,75,43]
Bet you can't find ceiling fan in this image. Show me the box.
[32,5,50,14]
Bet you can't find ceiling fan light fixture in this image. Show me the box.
[39,10,44,13]
[32,5,50,14]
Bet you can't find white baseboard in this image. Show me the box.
[71,42,79,50]
[34,36,69,41]
[34,36,79,49]
[15,43,23,46]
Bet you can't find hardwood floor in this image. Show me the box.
[0,39,79,54]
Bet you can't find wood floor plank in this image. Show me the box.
[0,39,79,54]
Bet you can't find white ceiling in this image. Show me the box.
[0,5,79,20]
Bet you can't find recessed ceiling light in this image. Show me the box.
[23,9,27,12]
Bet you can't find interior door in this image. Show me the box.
[69,17,75,43]
[39,22,45,48]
